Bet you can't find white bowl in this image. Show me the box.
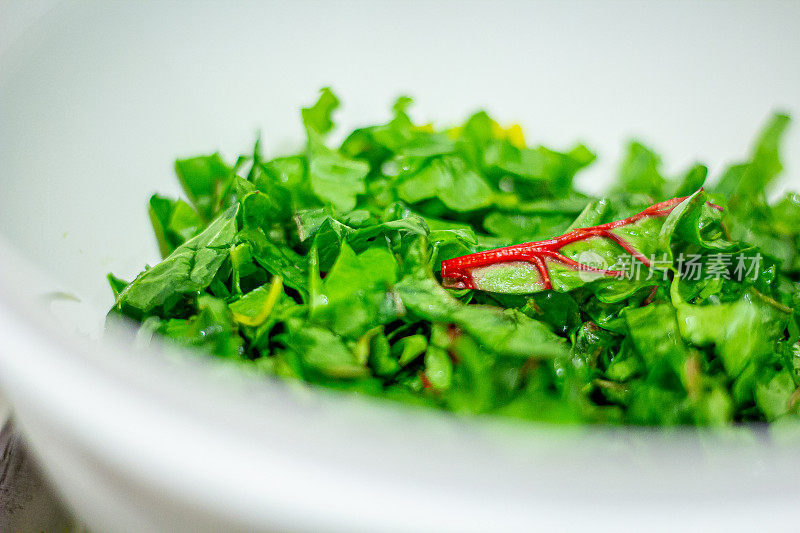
[2,2,800,531]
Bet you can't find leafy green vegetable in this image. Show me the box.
[307,134,369,212]
[108,90,799,426]
[229,275,284,327]
[174,153,233,223]
[113,204,239,318]
[148,194,202,257]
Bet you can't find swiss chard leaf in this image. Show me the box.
[114,204,239,318]
[108,90,799,427]
[174,153,233,222]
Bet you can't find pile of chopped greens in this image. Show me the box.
[108,89,800,426]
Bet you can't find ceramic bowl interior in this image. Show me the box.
[1,2,800,531]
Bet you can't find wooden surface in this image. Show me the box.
[0,417,76,531]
